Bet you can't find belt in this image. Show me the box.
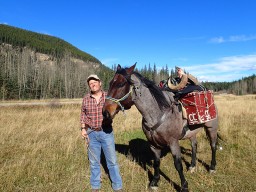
[90,127,102,132]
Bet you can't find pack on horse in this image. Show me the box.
[102,63,219,192]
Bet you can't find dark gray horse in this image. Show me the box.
[103,63,219,192]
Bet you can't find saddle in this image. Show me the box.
[180,90,217,125]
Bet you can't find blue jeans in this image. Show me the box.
[87,128,122,190]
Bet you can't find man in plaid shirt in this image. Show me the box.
[80,74,123,192]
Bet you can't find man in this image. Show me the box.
[167,67,204,100]
[80,74,123,192]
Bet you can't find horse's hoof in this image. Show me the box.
[181,188,189,192]
[149,180,158,191]
[209,169,216,174]
[180,181,189,192]
[188,166,196,173]
[149,186,158,191]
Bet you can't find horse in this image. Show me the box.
[102,63,219,192]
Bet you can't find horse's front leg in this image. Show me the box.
[149,146,161,189]
[189,135,197,173]
[170,141,188,192]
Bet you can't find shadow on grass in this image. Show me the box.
[180,147,211,172]
[115,138,181,191]
[112,138,212,191]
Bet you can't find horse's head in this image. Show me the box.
[103,63,136,120]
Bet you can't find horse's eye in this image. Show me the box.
[117,82,126,88]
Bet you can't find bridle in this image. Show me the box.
[106,85,134,112]
[106,72,174,135]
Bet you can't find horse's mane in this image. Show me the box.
[116,67,170,110]
[132,71,171,110]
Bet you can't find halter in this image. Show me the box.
[106,85,134,112]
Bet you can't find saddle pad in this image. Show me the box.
[181,90,217,125]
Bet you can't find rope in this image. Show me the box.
[83,131,101,165]
[181,96,214,109]
[87,144,101,165]
[106,85,133,112]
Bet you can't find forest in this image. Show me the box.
[0,24,255,100]
[0,24,114,99]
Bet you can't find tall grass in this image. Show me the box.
[0,95,255,191]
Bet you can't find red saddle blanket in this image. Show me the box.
[181,90,217,125]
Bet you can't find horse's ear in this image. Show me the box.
[117,64,122,71]
[126,62,137,75]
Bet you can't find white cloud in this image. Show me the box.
[39,31,51,36]
[209,34,256,43]
[198,74,245,82]
[209,37,225,43]
[182,54,256,82]
[101,58,119,66]
[229,35,256,42]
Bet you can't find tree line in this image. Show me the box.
[0,44,115,100]
[0,24,255,100]
[201,75,256,94]
[1,43,255,100]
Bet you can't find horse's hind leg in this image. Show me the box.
[189,135,197,173]
[170,141,188,192]
[205,127,218,173]
[149,146,161,189]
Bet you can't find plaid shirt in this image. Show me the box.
[80,91,106,129]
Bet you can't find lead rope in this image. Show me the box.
[84,131,101,165]
[83,137,103,183]
[85,141,101,165]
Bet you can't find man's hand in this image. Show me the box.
[81,129,89,144]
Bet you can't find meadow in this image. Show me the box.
[0,95,255,192]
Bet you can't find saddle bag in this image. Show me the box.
[181,90,217,125]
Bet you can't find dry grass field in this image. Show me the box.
[0,95,255,192]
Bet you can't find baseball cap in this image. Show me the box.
[87,74,101,83]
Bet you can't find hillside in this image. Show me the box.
[0,24,255,100]
[0,24,114,100]
[0,24,101,63]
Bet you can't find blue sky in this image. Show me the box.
[1,0,256,82]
